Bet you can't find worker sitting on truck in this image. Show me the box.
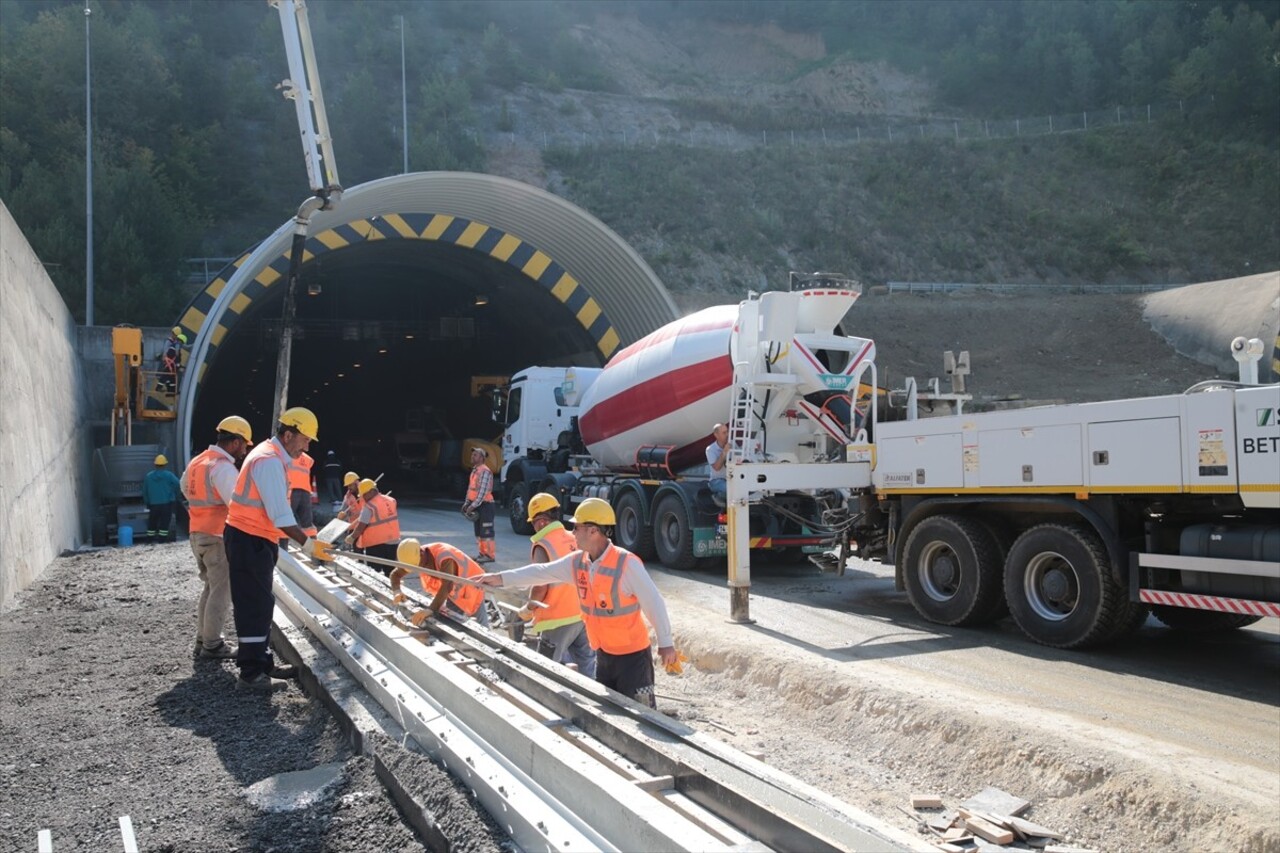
[286,450,317,538]
[517,493,597,678]
[143,454,183,543]
[344,479,400,570]
[477,498,678,709]
[706,423,729,506]
[464,446,497,563]
[390,538,489,627]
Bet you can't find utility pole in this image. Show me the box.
[84,0,94,326]
[400,15,408,173]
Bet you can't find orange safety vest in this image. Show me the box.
[421,542,485,616]
[466,464,494,503]
[356,493,400,548]
[573,544,651,655]
[185,447,232,536]
[226,440,290,542]
[287,452,313,493]
[338,491,361,520]
[528,523,581,631]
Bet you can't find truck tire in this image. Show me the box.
[91,510,108,547]
[613,491,654,560]
[1004,523,1124,649]
[902,515,1004,626]
[508,482,533,536]
[1150,605,1263,633]
[653,494,696,570]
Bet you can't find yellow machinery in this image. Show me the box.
[110,325,176,446]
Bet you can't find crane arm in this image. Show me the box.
[271,0,341,204]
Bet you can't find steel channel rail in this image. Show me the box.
[274,550,919,852]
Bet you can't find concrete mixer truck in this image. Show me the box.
[496,275,1280,649]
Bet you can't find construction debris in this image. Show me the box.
[912,788,1086,853]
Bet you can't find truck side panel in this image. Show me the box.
[1087,418,1182,490]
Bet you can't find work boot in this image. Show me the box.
[235,672,274,692]
[199,642,237,660]
[474,554,493,564]
[192,639,203,659]
[269,664,299,680]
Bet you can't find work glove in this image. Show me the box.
[342,534,356,548]
[392,593,407,605]
[663,650,689,676]
[409,609,434,627]
[302,537,335,562]
[516,607,534,622]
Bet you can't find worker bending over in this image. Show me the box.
[224,407,334,690]
[344,478,400,569]
[390,539,489,627]
[478,498,677,708]
[517,492,596,677]
[335,472,361,521]
[180,415,253,660]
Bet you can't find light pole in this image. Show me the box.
[400,15,408,173]
[84,0,94,326]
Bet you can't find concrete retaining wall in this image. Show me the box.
[1143,271,1280,380]
[0,202,92,609]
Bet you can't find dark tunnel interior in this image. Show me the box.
[190,239,606,489]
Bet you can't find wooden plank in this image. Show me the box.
[912,794,945,809]
[932,844,965,853]
[928,812,957,833]
[942,828,974,843]
[961,786,1031,817]
[964,815,1015,845]
[1010,816,1065,840]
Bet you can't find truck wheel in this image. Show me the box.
[653,494,696,570]
[1004,523,1124,649]
[508,483,533,536]
[1150,605,1262,633]
[614,491,654,560]
[902,515,1003,626]
[91,510,108,547]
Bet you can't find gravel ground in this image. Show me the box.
[0,542,505,853]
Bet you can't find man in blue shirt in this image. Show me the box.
[142,454,183,542]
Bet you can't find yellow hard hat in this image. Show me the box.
[571,497,615,527]
[343,471,359,487]
[396,538,422,566]
[358,478,377,496]
[171,326,182,336]
[527,491,561,523]
[216,415,253,443]
[154,454,168,466]
[279,406,319,441]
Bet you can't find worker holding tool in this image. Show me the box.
[390,538,490,626]
[477,497,679,708]
[464,446,497,563]
[286,449,317,538]
[180,415,253,660]
[224,406,334,691]
[518,492,596,678]
[343,478,400,569]
[142,454,183,543]
[335,471,361,521]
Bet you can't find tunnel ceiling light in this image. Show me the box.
[474,294,489,306]
[378,348,387,354]
[353,363,361,368]
[307,282,321,296]
[404,334,414,340]
[337,373,345,378]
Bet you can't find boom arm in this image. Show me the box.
[272,0,341,201]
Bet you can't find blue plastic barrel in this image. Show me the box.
[118,525,134,547]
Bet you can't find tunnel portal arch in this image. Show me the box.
[175,172,678,463]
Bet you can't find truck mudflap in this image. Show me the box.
[1138,589,1280,618]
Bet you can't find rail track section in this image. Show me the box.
[272,550,922,852]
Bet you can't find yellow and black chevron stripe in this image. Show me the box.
[172,214,621,390]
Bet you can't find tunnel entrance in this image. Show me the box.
[175,172,679,486]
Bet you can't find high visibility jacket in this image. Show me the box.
[226,440,290,541]
[573,544,651,655]
[356,493,400,548]
[466,464,494,503]
[337,491,361,521]
[288,452,314,493]
[185,447,233,536]
[528,523,582,632]
[421,542,485,616]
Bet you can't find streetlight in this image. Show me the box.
[84,0,94,326]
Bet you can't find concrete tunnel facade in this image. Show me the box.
[173,172,679,474]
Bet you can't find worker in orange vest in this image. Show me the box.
[478,498,677,708]
[335,472,361,521]
[517,492,596,677]
[224,407,334,690]
[286,450,317,537]
[180,415,253,660]
[463,447,496,563]
[390,538,489,627]
[343,478,400,569]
